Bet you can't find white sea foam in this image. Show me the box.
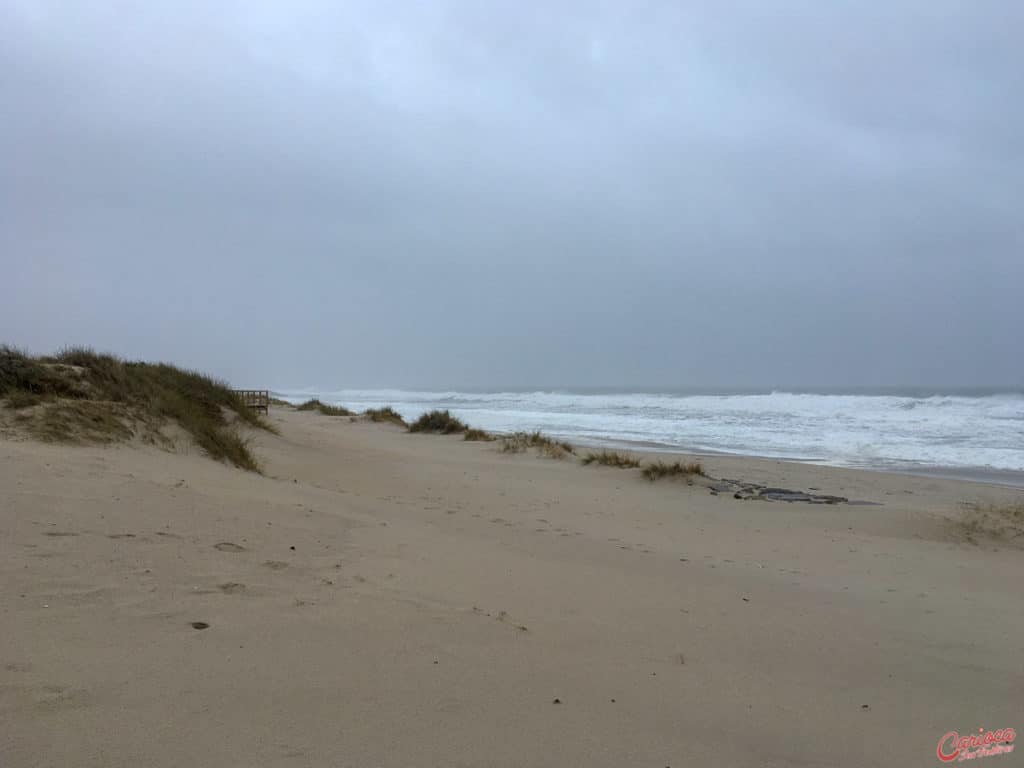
[274,388,1024,472]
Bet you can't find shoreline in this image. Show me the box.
[556,433,1024,489]
[459,428,1024,490]
[275,391,1024,487]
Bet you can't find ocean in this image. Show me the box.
[273,387,1024,480]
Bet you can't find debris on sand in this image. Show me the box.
[710,479,848,504]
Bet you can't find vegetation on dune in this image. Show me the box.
[580,449,641,468]
[5,390,44,410]
[1,345,90,400]
[408,409,469,434]
[500,430,574,459]
[363,406,407,427]
[28,399,135,444]
[269,396,293,407]
[2,346,713,485]
[296,398,353,416]
[1,345,270,471]
[538,441,572,459]
[641,460,705,481]
[960,501,1024,546]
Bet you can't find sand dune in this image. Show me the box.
[2,407,1021,767]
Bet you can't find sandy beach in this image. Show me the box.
[2,406,1022,767]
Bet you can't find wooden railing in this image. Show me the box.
[234,389,269,414]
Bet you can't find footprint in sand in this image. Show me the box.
[214,542,246,553]
[107,533,136,539]
[262,560,288,570]
[44,532,78,537]
[218,582,246,594]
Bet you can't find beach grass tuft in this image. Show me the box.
[296,398,353,416]
[580,450,641,468]
[363,406,407,427]
[500,430,574,459]
[408,409,469,434]
[464,428,494,441]
[539,441,572,460]
[641,460,705,481]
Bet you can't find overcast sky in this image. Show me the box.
[2,1,1021,390]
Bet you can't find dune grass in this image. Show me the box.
[500,430,574,459]
[5,390,44,410]
[539,441,572,459]
[1,345,269,471]
[463,428,494,442]
[961,501,1024,545]
[409,409,469,434]
[641,460,705,481]
[580,449,641,468]
[24,399,135,444]
[1,345,90,400]
[296,398,353,416]
[363,406,407,427]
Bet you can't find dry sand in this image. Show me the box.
[2,408,1022,767]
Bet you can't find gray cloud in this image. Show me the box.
[2,1,1021,389]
